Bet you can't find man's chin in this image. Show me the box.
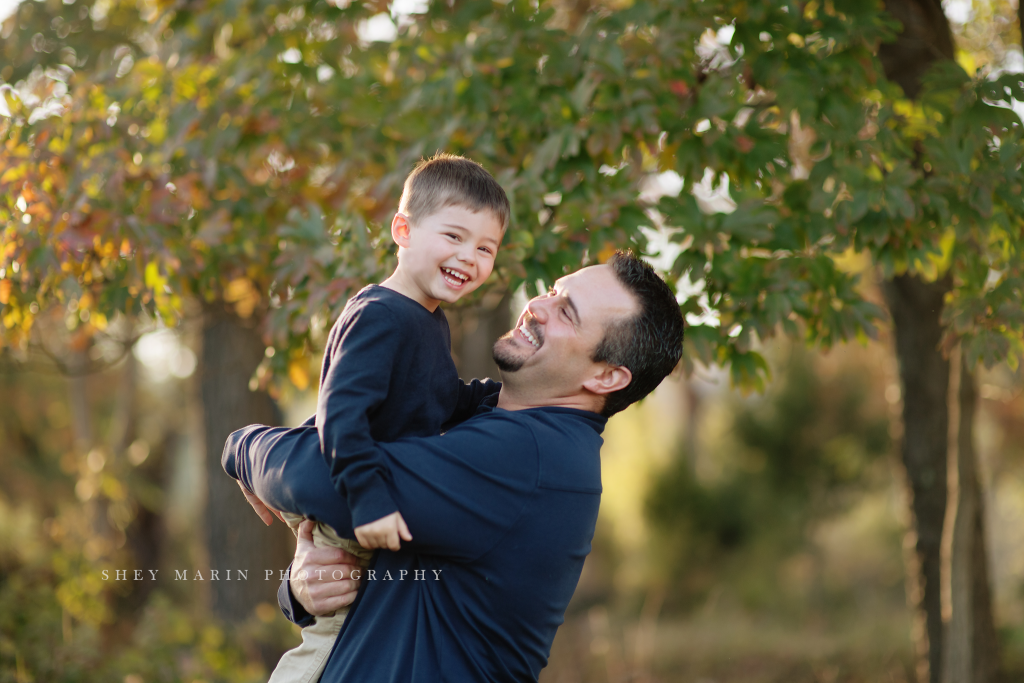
[492,337,527,373]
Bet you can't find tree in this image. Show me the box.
[2,0,1022,675]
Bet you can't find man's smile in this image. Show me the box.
[516,317,542,349]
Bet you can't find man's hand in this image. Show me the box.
[354,511,412,551]
[237,481,286,525]
[291,520,363,616]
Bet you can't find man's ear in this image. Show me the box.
[582,364,632,397]
[391,213,412,248]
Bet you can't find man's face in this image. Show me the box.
[493,265,637,396]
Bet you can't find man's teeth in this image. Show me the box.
[442,267,469,284]
[519,323,540,349]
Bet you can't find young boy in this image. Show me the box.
[266,153,509,683]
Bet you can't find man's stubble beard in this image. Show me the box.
[492,333,526,373]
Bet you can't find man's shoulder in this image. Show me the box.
[444,407,604,499]
[518,409,604,491]
[458,406,604,436]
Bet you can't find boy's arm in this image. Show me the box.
[442,378,502,431]
[317,301,402,528]
[225,414,537,561]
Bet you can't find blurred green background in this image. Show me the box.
[2,0,1024,681]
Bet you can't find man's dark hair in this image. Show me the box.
[592,251,685,417]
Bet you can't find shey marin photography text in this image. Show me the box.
[101,568,443,581]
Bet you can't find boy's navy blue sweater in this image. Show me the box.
[314,285,499,527]
[222,399,607,682]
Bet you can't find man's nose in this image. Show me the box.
[525,298,549,322]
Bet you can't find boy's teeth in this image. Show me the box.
[442,267,468,282]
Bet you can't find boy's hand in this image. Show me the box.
[237,481,286,526]
[354,511,412,551]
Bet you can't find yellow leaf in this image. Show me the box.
[956,50,977,75]
[225,277,259,319]
[596,243,617,263]
[288,359,310,390]
[416,46,436,63]
[496,57,514,69]
[1,166,24,183]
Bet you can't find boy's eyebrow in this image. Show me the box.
[443,223,501,247]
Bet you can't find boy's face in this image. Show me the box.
[393,205,503,307]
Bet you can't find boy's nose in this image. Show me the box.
[456,246,475,264]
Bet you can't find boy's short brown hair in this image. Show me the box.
[398,153,511,232]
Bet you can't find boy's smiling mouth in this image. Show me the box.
[441,267,470,287]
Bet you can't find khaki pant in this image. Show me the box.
[269,513,373,683]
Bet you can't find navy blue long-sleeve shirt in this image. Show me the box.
[314,285,499,527]
[222,399,606,682]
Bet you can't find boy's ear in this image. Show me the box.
[582,363,632,397]
[391,213,412,248]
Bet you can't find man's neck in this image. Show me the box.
[495,387,601,413]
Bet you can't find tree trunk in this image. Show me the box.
[878,4,959,681]
[943,354,1001,683]
[199,304,292,622]
[878,0,956,100]
[883,274,951,683]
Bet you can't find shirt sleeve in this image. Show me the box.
[380,413,538,561]
[223,413,539,563]
[442,378,502,431]
[277,562,315,627]
[317,300,401,527]
[222,424,356,536]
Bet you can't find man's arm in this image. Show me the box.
[284,520,363,621]
[225,412,538,562]
[223,424,356,536]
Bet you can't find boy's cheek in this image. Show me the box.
[476,262,496,288]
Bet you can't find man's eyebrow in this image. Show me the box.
[564,291,580,326]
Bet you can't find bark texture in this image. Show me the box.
[944,357,1001,683]
[879,3,970,680]
[884,274,952,683]
[878,0,956,99]
[200,304,292,622]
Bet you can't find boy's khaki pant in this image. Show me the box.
[268,513,373,683]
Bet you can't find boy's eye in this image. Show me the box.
[445,233,460,241]
[478,247,493,255]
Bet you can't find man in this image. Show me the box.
[223,251,685,682]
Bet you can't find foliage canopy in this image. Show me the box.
[2,0,1023,388]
